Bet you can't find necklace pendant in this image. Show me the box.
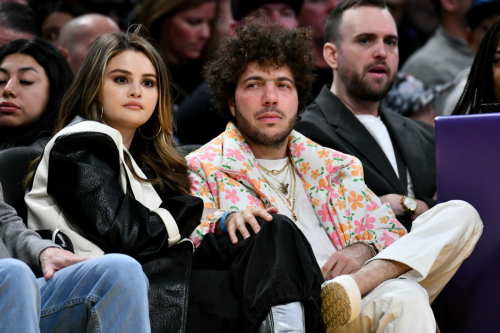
[279,183,289,195]
[292,213,297,221]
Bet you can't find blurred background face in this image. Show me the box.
[259,3,299,30]
[42,11,74,46]
[0,54,49,127]
[299,0,340,41]
[160,1,216,65]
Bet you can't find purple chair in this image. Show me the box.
[435,113,500,332]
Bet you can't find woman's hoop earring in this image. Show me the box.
[100,107,104,119]
[138,126,161,140]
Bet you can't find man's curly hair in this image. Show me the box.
[206,20,315,121]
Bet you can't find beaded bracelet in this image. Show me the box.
[220,211,234,234]
[347,241,378,258]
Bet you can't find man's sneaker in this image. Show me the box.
[321,275,362,329]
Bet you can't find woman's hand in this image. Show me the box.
[225,207,279,244]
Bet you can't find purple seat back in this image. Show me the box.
[435,113,500,332]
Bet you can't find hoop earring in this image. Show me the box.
[100,107,104,119]
[138,126,161,140]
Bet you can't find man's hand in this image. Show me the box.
[321,243,373,280]
[378,194,429,221]
[39,247,89,280]
[225,207,279,244]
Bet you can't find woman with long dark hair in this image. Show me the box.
[453,20,500,115]
[0,38,73,149]
[25,29,203,332]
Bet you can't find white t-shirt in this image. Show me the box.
[355,115,414,197]
[256,158,336,268]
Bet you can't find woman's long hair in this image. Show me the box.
[453,21,500,115]
[56,27,191,195]
[0,38,73,149]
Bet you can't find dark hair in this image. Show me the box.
[324,0,386,44]
[0,2,41,36]
[0,38,73,149]
[452,20,500,115]
[36,1,87,22]
[207,20,315,121]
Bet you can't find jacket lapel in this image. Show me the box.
[381,111,428,195]
[315,88,403,193]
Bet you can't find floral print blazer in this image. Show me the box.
[187,123,406,251]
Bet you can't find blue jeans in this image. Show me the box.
[0,254,151,333]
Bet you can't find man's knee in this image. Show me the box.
[84,254,147,289]
[376,278,430,306]
[0,258,36,285]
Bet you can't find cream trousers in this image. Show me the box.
[332,200,483,333]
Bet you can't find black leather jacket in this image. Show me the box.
[47,131,203,333]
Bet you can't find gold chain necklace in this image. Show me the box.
[260,163,297,221]
[259,159,290,176]
[260,162,291,195]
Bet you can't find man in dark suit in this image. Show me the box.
[295,0,436,231]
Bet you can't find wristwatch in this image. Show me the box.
[401,195,417,215]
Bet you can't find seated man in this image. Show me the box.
[295,0,436,231]
[187,17,482,332]
[0,184,150,332]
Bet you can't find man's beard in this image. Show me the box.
[338,61,395,102]
[234,105,297,150]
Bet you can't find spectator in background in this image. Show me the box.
[140,0,217,106]
[402,0,473,114]
[381,72,454,125]
[231,0,303,29]
[37,1,87,47]
[443,0,500,115]
[0,2,41,47]
[0,38,73,150]
[175,0,303,146]
[299,0,340,98]
[452,20,500,114]
[58,14,120,75]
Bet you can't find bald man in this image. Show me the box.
[58,13,120,75]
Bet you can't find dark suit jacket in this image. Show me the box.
[295,87,436,231]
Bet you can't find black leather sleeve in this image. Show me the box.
[47,132,179,257]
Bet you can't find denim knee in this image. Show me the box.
[0,258,37,287]
[90,254,148,289]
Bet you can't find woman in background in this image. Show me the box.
[453,20,500,115]
[140,0,217,105]
[0,38,73,149]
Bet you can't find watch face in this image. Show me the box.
[404,197,417,210]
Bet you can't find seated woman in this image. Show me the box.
[140,0,217,105]
[453,20,500,115]
[25,29,203,332]
[0,38,73,150]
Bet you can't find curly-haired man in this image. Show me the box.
[186,18,482,333]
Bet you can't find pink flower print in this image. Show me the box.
[318,204,332,222]
[225,189,240,204]
[247,195,260,207]
[367,201,379,212]
[190,178,200,193]
[227,148,244,161]
[192,237,201,248]
[354,218,366,234]
[365,214,375,229]
[292,142,305,157]
[380,231,396,247]
[199,151,216,162]
[329,231,343,248]
[345,209,351,217]
[208,181,218,197]
[326,165,340,174]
